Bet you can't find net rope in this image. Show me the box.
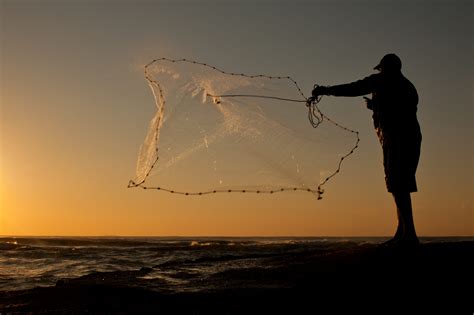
[128,57,360,199]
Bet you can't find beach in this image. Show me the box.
[0,238,472,313]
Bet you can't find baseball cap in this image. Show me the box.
[374,54,402,71]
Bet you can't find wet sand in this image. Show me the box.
[1,241,472,313]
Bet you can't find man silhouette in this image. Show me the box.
[312,54,421,246]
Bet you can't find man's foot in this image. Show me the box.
[380,225,404,247]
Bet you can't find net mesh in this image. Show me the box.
[128,58,359,199]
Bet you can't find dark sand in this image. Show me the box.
[1,241,472,314]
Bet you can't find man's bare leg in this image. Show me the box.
[383,206,404,245]
[393,208,404,239]
[393,192,419,244]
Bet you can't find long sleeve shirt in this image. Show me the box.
[326,73,420,138]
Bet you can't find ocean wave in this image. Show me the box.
[2,237,472,292]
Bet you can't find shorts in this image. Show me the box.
[377,128,422,193]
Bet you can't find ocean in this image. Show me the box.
[0,236,470,293]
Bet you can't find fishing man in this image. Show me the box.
[311,54,422,246]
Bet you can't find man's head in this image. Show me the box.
[374,54,402,73]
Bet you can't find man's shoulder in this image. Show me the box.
[361,73,381,83]
[402,74,416,88]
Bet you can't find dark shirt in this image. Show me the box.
[327,73,420,137]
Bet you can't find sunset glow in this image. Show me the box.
[1,0,472,237]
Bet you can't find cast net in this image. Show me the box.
[128,58,359,199]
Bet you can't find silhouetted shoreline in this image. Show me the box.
[1,241,472,313]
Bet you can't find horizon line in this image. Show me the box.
[1,235,473,238]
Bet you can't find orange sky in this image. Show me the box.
[1,0,472,236]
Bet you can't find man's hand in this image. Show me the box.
[363,96,374,110]
[311,85,329,98]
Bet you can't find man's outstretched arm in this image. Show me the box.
[313,75,375,98]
